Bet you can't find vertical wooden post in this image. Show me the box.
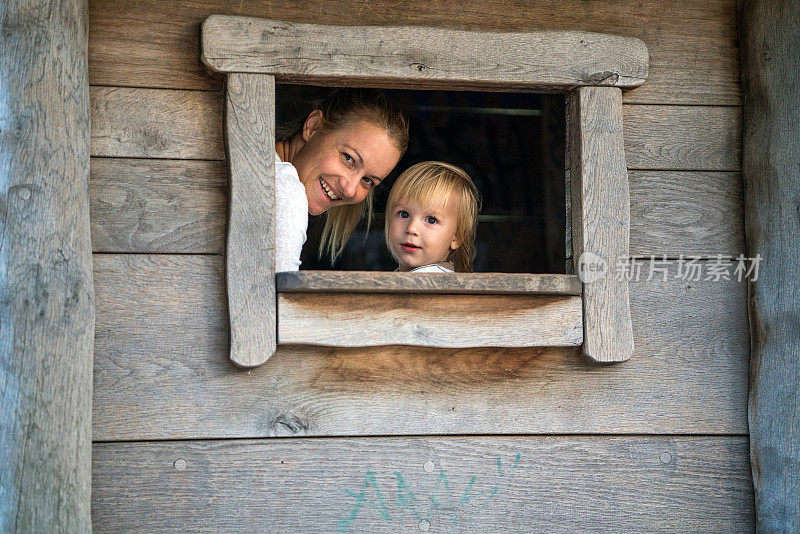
[0,0,93,531]
[738,1,800,530]
[224,73,277,367]
[568,86,634,363]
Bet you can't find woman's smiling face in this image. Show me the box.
[292,113,401,215]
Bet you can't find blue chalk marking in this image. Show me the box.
[458,455,522,526]
[336,470,392,532]
[335,453,523,531]
[393,471,423,522]
[426,470,460,528]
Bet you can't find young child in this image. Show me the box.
[385,161,481,272]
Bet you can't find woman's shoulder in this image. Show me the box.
[274,151,308,220]
[275,150,296,173]
[275,152,305,191]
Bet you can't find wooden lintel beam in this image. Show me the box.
[200,15,648,92]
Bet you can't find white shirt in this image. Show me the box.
[275,152,309,272]
[410,262,455,273]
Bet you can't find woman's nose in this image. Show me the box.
[339,174,360,198]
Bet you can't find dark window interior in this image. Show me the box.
[275,85,566,273]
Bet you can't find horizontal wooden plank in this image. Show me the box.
[90,86,224,160]
[277,272,582,295]
[92,254,749,439]
[278,293,583,348]
[201,16,648,90]
[623,105,741,170]
[90,87,741,171]
[88,0,740,105]
[89,159,744,258]
[628,171,744,257]
[92,436,754,532]
[89,158,226,253]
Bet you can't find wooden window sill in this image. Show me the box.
[276,271,582,295]
[276,272,584,349]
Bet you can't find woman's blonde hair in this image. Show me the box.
[278,88,409,264]
[385,161,481,272]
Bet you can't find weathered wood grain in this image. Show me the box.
[628,171,744,257]
[568,87,633,363]
[224,73,277,367]
[92,254,749,439]
[0,0,94,531]
[201,16,648,91]
[92,436,754,532]
[89,87,741,170]
[90,86,225,159]
[87,0,740,105]
[88,161,745,258]
[623,105,741,170]
[279,293,583,348]
[90,157,227,253]
[739,0,800,530]
[277,271,581,295]
[83,1,750,525]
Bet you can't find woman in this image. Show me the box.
[274,89,409,271]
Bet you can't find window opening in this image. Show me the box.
[276,85,566,273]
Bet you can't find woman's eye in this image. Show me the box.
[362,176,374,187]
[342,152,354,165]
[398,210,409,218]
[426,216,438,224]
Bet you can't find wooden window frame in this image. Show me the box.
[200,15,648,367]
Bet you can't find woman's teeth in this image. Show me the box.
[319,178,340,201]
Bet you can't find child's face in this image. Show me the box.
[388,195,461,271]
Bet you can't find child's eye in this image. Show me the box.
[426,216,438,224]
[398,210,409,218]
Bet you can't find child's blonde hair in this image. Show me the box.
[385,161,481,272]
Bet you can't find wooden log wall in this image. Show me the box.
[88,0,753,530]
[739,0,800,530]
[1,0,94,531]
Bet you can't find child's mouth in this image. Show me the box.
[401,242,421,253]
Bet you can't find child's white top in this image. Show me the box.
[275,151,308,272]
[410,262,455,273]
